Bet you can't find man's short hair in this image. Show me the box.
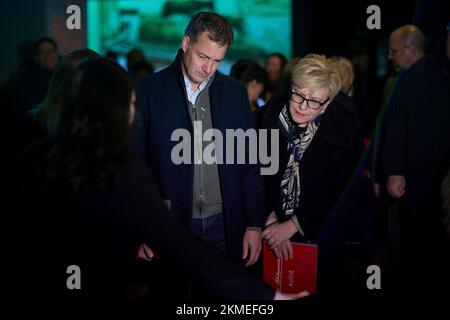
[184,12,234,47]
[393,25,426,53]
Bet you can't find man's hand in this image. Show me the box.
[242,230,262,267]
[274,290,310,300]
[270,239,293,260]
[387,175,406,198]
[262,220,297,249]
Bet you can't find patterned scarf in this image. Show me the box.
[277,104,322,217]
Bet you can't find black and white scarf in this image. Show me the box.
[277,104,322,217]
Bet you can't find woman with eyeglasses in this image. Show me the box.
[260,54,364,292]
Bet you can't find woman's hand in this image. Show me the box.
[262,220,297,249]
[274,290,310,300]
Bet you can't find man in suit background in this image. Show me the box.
[382,24,450,290]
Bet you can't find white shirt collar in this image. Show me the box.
[183,70,213,106]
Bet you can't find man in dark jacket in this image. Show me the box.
[370,25,426,284]
[382,25,450,290]
[372,25,426,197]
[132,12,264,269]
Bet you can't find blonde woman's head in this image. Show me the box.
[292,54,341,100]
[289,54,341,126]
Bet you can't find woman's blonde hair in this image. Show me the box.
[292,54,341,100]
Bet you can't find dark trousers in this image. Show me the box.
[189,213,227,301]
[190,213,227,257]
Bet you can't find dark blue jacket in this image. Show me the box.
[131,50,265,261]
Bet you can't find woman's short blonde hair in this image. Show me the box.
[292,54,342,100]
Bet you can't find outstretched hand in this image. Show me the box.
[274,290,310,300]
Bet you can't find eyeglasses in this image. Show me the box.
[290,82,329,110]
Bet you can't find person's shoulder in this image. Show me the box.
[321,91,360,148]
[402,56,448,88]
[136,66,170,87]
[405,57,435,78]
[121,155,156,185]
[216,72,246,93]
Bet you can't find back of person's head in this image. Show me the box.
[268,56,302,106]
[230,59,266,84]
[34,37,58,55]
[105,50,119,62]
[129,60,154,79]
[292,54,341,100]
[47,58,134,195]
[394,25,426,54]
[230,59,267,107]
[126,48,146,70]
[389,25,426,69]
[34,37,59,71]
[282,57,301,76]
[38,49,99,134]
[329,56,354,96]
[59,57,133,144]
[267,53,287,69]
[277,56,301,90]
[185,12,234,47]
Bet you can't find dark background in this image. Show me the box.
[0,0,448,95]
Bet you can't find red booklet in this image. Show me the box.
[263,241,318,294]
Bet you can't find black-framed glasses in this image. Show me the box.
[290,82,329,110]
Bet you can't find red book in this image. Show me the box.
[263,241,318,294]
